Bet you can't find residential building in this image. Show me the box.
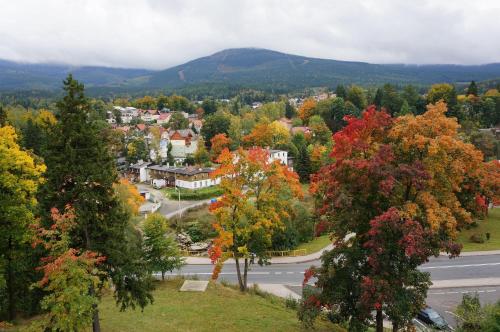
[147,165,220,189]
[129,161,152,182]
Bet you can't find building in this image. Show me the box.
[268,149,288,166]
[157,113,172,125]
[129,161,152,182]
[167,129,198,162]
[147,165,220,189]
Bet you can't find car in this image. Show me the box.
[417,307,451,330]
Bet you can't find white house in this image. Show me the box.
[147,165,220,189]
[268,149,288,166]
[129,161,151,182]
[167,129,198,162]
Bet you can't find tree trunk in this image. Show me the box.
[7,236,15,321]
[392,322,399,332]
[376,309,383,332]
[234,256,245,291]
[162,271,165,281]
[90,284,101,332]
[243,258,248,291]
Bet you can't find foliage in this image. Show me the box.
[127,136,148,163]
[210,133,232,161]
[209,147,302,291]
[31,207,105,331]
[142,214,184,280]
[307,102,496,331]
[194,136,210,165]
[40,75,154,329]
[163,186,223,200]
[114,178,144,215]
[169,111,189,129]
[455,293,500,332]
[0,125,45,321]
[201,111,231,147]
[298,98,317,122]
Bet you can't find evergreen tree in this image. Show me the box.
[373,88,383,107]
[285,101,295,119]
[40,75,153,332]
[22,118,42,155]
[335,84,347,99]
[166,142,175,165]
[0,106,7,126]
[467,80,479,96]
[396,100,411,116]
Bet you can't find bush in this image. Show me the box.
[285,296,299,310]
[164,186,223,200]
[470,233,486,243]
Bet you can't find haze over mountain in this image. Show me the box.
[2,48,500,92]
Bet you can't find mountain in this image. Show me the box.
[0,59,152,90]
[144,48,500,90]
[1,48,500,93]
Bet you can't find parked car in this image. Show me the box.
[417,307,451,330]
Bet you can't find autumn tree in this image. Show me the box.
[40,75,154,332]
[127,136,148,163]
[114,178,144,215]
[31,207,105,331]
[304,102,498,331]
[142,213,184,280]
[209,147,302,291]
[298,98,317,122]
[194,136,210,165]
[210,133,231,161]
[0,126,45,322]
[201,111,231,147]
[133,95,157,110]
[242,121,290,149]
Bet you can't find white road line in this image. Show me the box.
[275,272,282,275]
[422,262,500,269]
[429,289,498,295]
[286,272,294,274]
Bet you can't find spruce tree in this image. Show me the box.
[40,75,153,332]
[0,106,7,126]
[285,101,295,119]
[335,84,347,99]
[467,80,478,96]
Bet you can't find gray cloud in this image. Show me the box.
[1,0,499,69]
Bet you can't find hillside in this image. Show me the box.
[144,48,500,90]
[1,48,500,92]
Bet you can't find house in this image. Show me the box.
[291,126,312,136]
[136,123,147,132]
[157,113,172,125]
[147,165,220,189]
[189,118,203,132]
[252,102,263,109]
[115,106,139,124]
[129,161,152,182]
[167,129,198,162]
[140,109,159,122]
[268,149,288,166]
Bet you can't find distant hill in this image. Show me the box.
[0,59,152,90]
[1,48,500,93]
[144,48,500,90]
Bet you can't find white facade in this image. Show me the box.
[175,177,220,189]
[269,150,288,166]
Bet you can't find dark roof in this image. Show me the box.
[148,165,214,176]
[130,161,152,169]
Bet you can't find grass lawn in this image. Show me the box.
[95,279,340,332]
[458,208,500,252]
[162,186,223,200]
[295,235,331,254]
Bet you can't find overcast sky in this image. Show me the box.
[1,0,499,69]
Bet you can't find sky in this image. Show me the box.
[1,0,500,69]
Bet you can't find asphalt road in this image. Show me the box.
[166,254,500,327]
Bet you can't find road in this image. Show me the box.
[166,253,500,327]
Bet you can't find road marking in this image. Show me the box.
[286,272,294,274]
[429,289,498,295]
[163,272,272,276]
[422,262,500,269]
[275,272,282,275]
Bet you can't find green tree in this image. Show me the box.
[396,100,412,116]
[346,85,367,110]
[335,84,347,99]
[467,80,479,96]
[167,142,175,165]
[373,87,383,107]
[0,126,45,322]
[127,137,148,163]
[285,101,295,119]
[169,112,189,130]
[194,137,210,165]
[201,111,231,147]
[143,214,184,281]
[40,75,154,332]
[0,106,7,126]
[201,98,217,115]
[381,84,403,115]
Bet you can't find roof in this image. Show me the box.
[130,161,152,170]
[169,129,196,139]
[136,124,146,131]
[159,113,171,120]
[291,126,311,134]
[148,165,214,176]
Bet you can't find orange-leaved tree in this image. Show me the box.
[210,133,231,161]
[208,147,302,291]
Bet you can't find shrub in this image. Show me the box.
[164,186,223,200]
[285,296,299,310]
[470,233,485,243]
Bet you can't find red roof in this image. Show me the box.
[136,124,146,131]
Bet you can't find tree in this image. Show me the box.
[346,85,367,110]
[427,83,458,113]
[381,83,403,115]
[242,121,291,149]
[335,84,347,99]
[114,178,144,215]
[467,80,479,96]
[208,147,302,291]
[169,112,189,129]
[0,106,7,126]
[285,101,295,119]
[31,207,105,331]
[142,214,184,281]
[373,88,383,107]
[396,100,411,116]
[40,75,154,331]
[166,142,175,165]
[0,126,45,321]
[194,136,210,165]
[127,137,148,163]
[133,96,157,110]
[210,133,231,161]
[305,102,497,331]
[201,98,217,115]
[298,98,317,122]
[201,112,231,147]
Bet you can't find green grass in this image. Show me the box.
[162,186,223,200]
[295,235,331,254]
[458,208,500,252]
[95,279,339,332]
